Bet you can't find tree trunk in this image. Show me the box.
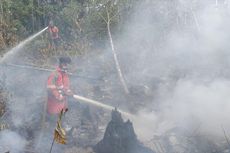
[107,18,129,94]
[32,0,35,32]
[0,0,3,23]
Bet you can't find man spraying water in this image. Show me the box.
[46,56,132,132]
[47,57,73,116]
[48,20,60,51]
[44,56,133,151]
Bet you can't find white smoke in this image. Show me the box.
[2,0,230,151]
[116,0,230,141]
[0,130,26,153]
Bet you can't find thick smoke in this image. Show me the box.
[2,0,230,152]
[116,0,230,141]
[0,130,26,153]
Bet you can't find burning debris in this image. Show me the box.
[94,109,155,153]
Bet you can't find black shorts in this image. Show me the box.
[52,38,60,47]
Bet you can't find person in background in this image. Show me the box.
[48,20,60,50]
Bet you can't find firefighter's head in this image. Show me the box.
[59,57,71,73]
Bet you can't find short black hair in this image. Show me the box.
[59,57,71,64]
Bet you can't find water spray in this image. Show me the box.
[73,94,134,118]
[0,27,48,63]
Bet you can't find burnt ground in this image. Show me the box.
[0,55,230,153]
[0,61,156,153]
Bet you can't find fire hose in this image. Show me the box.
[37,94,133,149]
[72,94,133,118]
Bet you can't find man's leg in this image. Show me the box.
[53,38,60,53]
[46,113,58,128]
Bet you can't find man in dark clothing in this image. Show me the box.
[48,21,60,50]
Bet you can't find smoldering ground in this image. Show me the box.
[0,50,115,153]
[1,0,230,152]
[117,0,230,142]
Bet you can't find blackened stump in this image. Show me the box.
[94,109,155,153]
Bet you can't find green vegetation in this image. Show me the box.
[0,0,137,57]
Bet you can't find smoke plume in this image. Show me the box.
[116,0,230,141]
